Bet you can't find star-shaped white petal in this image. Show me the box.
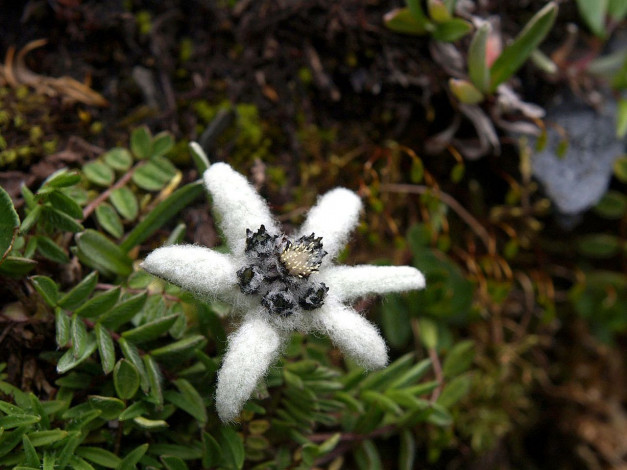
[142,150,425,422]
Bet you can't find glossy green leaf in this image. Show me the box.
[122,313,178,343]
[468,23,491,92]
[76,447,121,469]
[41,206,83,233]
[152,132,174,157]
[75,230,132,277]
[35,236,70,264]
[55,309,70,347]
[0,186,19,263]
[118,338,150,392]
[143,355,163,406]
[120,180,203,252]
[113,359,140,399]
[103,148,133,171]
[383,7,430,35]
[96,203,124,239]
[42,169,81,188]
[71,314,88,358]
[442,339,475,378]
[489,2,558,91]
[84,161,115,187]
[150,335,207,362]
[88,396,125,420]
[95,323,116,374]
[27,430,68,447]
[131,126,152,159]
[30,275,58,306]
[117,443,148,470]
[217,427,245,470]
[75,287,121,318]
[99,292,147,329]
[58,272,99,310]
[57,334,97,373]
[48,190,83,219]
[431,18,472,42]
[575,0,607,37]
[109,187,138,221]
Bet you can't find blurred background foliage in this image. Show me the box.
[0,0,625,468]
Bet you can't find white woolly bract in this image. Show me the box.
[322,265,426,302]
[216,314,283,422]
[313,300,388,370]
[141,245,240,302]
[298,188,362,265]
[204,162,279,256]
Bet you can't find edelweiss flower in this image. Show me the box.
[142,151,425,422]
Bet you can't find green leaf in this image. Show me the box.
[354,440,383,470]
[120,181,203,252]
[150,335,207,362]
[122,314,179,343]
[437,374,472,407]
[69,456,97,470]
[399,429,416,470]
[71,315,88,358]
[617,98,627,138]
[88,396,125,420]
[113,359,140,399]
[103,148,133,172]
[131,126,152,159]
[418,318,438,350]
[43,451,56,470]
[594,191,627,219]
[96,203,124,239]
[35,236,70,264]
[118,338,150,392]
[143,355,163,406]
[577,234,620,258]
[489,2,558,91]
[189,142,209,174]
[426,402,453,426]
[23,435,39,467]
[609,0,627,20]
[0,186,19,263]
[100,292,147,329]
[442,340,475,378]
[161,455,189,470]
[389,358,433,389]
[407,0,430,26]
[174,378,207,424]
[132,159,175,191]
[152,132,174,157]
[58,272,99,310]
[19,205,42,235]
[468,23,491,93]
[431,18,472,42]
[42,169,81,188]
[75,287,121,318]
[76,446,122,468]
[380,294,411,349]
[116,443,148,470]
[95,323,116,374]
[75,230,133,277]
[202,432,222,469]
[48,190,83,219]
[0,414,40,428]
[0,426,29,457]
[0,256,37,277]
[30,275,58,306]
[84,161,115,187]
[217,427,245,470]
[41,206,83,233]
[56,334,97,373]
[55,309,71,347]
[27,430,68,447]
[118,401,150,421]
[57,431,82,468]
[427,0,451,22]
[614,156,627,183]
[361,390,403,415]
[575,0,607,37]
[109,187,138,221]
[449,78,484,104]
[383,7,430,35]
[28,392,49,429]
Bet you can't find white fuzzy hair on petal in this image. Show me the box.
[322,265,425,302]
[204,163,279,256]
[298,188,362,265]
[313,300,388,370]
[216,313,284,422]
[141,245,240,302]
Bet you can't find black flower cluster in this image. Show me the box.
[236,225,329,316]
